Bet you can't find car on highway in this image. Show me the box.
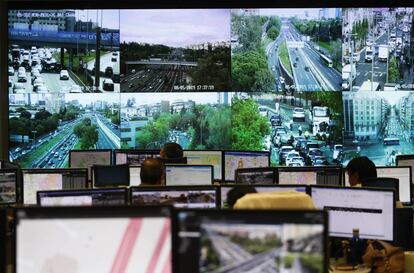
[304,66,310,72]
[293,62,297,67]
[36,85,49,93]
[13,82,26,93]
[285,151,301,165]
[8,78,13,88]
[279,76,285,85]
[69,85,82,93]
[105,66,113,77]
[60,70,69,80]
[103,79,115,91]
[8,66,14,76]
[312,156,329,166]
[111,56,117,62]
[54,152,59,158]
[279,145,295,165]
[17,70,27,83]
[288,157,305,167]
[271,65,276,71]
[258,106,267,117]
[33,77,45,89]
[112,52,118,56]
[292,107,305,122]
[305,149,323,165]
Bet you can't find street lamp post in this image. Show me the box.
[32,130,37,145]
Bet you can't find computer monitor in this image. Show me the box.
[69,150,112,180]
[165,165,213,186]
[183,150,222,180]
[129,166,142,186]
[278,167,342,186]
[223,151,270,182]
[92,164,130,188]
[22,169,88,205]
[114,149,160,165]
[174,209,327,273]
[235,167,277,184]
[37,188,128,206]
[14,206,173,273]
[219,184,308,208]
[0,169,18,205]
[130,186,219,208]
[310,186,395,241]
[397,154,414,184]
[376,166,412,205]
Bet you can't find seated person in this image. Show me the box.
[226,186,257,208]
[160,143,187,163]
[345,156,377,186]
[140,158,164,186]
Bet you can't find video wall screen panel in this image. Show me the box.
[6,7,414,170]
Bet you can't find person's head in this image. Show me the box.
[226,186,257,208]
[160,143,183,159]
[345,156,377,186]
[140,158,164,186]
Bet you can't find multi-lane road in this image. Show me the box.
[121,65,188,92]
[268,20,341,92]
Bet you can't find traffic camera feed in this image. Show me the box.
[231,8,342,92]
[199,223,324,273]
[120,93,232,150]
[343,92,414,166]
[8,10,120,94]
[120,9,231,92]
[233,92,343,166]
[342,8,414,91]
[9,93,120,168]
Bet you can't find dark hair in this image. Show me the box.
[162,143,183,159]
[226,186,257,208]
[345,156,377,181]
[140,158,164,186]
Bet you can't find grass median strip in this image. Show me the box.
[278,41,293,76]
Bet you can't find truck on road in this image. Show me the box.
[310,106,330,138]
[360,80,380,91]
[378,45,389,62]
[342,64,356,91]
[365,47,373,62]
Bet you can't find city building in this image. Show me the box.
[343,92,385,140]
[399,93,414,138]
[8,9,76,31]
[120,119,149,148]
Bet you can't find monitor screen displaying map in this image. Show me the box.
[69,150,112,180]
[223,151,270,181]
[184,150,222,180]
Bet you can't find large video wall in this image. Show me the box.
[6,8,414,169]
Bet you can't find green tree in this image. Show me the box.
[388,56,399,83]
[231,98,270,150]
[232,51,274,92]
[136,113,171,148]
[81,125,98,149]
[267,26,280,40]
[206,107,232,149]
[20,110,31,119]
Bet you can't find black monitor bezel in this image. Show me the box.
[21,168,88,204]
[234,167,278,184]
[113,149,160,165]
[218,183,309,208]
[0,169,18,205]
[0,207,6,273]
[173,208,329,273]
[130,185,220,208]
[376,165,412,206]
[92,164,130,188]
[164,164,214,186]
[12,205,174,273]
[309,185,396,242]
[277,166,343,186]
[36,187,128,206]
[183,150,223,181]
[222,150,271,182]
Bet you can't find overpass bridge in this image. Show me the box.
[125,60,198,67]
[8,29,119,49]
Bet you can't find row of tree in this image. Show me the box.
[231,15,277,92]
[73,118,98,149]
[292,18,342,42]
[135,104,231,150]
